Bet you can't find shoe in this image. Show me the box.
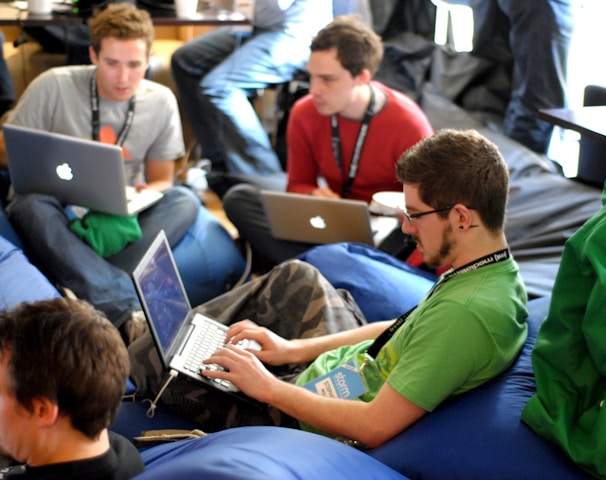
[185,164,209,198]
[120,310,148,346]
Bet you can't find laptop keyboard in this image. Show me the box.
[183,321,228,375]
[182,320,261,392]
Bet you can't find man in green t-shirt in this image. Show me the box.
[131,128,528,447]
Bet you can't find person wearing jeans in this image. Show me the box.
[170,0,333,175]
[2,4,200,342]
[470,0,574,153]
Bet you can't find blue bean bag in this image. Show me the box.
[172,206,246,306]
[135,427,407,480]
[0,234,59,308]
[298,242,436,322]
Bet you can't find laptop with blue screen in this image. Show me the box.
[132,230,260,394]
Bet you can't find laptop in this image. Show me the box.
[3,124,163,216]
[260,191,398,246]
[132,230,260,394]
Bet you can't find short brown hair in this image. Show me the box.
[0,298,130,439]
[311,15,384,77]
[88,3,154,56]
[396,129,509,232]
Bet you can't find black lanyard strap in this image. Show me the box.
[366,305,416,359]
[330,84,375,199]
[90,70,135,146]
[365,248,511,359]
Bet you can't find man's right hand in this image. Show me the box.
[226,319,299,366]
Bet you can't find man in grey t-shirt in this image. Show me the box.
[2,4,200,343]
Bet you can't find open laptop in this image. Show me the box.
[132,229,260,394]
[260,191,398,247]
[3,124,163,216]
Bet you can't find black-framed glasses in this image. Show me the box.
[402,205,454,227]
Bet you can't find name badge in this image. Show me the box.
[302,361,367,399]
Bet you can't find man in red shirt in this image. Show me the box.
[222,16,434,270]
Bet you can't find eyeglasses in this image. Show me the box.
[401,205,454,227]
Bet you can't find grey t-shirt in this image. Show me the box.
[8,65,184,185]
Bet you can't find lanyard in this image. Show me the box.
[330,85,375,199]
[364,248,511,360]
[90,70,135,146]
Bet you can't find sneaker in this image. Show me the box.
[120,310,148,346]
[185,159,213,199]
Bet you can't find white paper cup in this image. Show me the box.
[369,191,404,216]
[27,0,53,15]
[175,0,198,17]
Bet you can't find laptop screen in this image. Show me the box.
[133,232,191,356]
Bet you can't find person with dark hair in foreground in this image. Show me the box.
[0,297,143,479]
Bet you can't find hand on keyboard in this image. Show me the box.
[125,186,141,201]
[201,340,278,400]
[200,363,239,392]
[231,338,262,351]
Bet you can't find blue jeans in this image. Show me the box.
[171,27,311,175]
[471,0,574,153]
[6,186,200,327]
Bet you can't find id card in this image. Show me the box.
[302,361,367,399]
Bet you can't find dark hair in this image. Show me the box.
[0,298,129,439]
[396,129,509,232]
[88,3,154,56]
[310,15,384,77]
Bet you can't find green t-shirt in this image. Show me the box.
[296,257,528,434]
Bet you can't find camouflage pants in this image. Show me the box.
[128,259,367,432]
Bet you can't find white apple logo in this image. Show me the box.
[56,163,73,181]
[309,215,326,230]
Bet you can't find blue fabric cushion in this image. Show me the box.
[172,207,247,307]
[136,426,407,479]
[298,242,436,322]
[368,296,592,479]
[0,235,59,308]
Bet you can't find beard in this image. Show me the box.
[423,224,454,268]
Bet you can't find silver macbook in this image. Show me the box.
[3,124,163,216]
[132,230,260,394]
[260,191,398,246]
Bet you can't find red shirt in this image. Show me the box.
[286,82,434,203]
